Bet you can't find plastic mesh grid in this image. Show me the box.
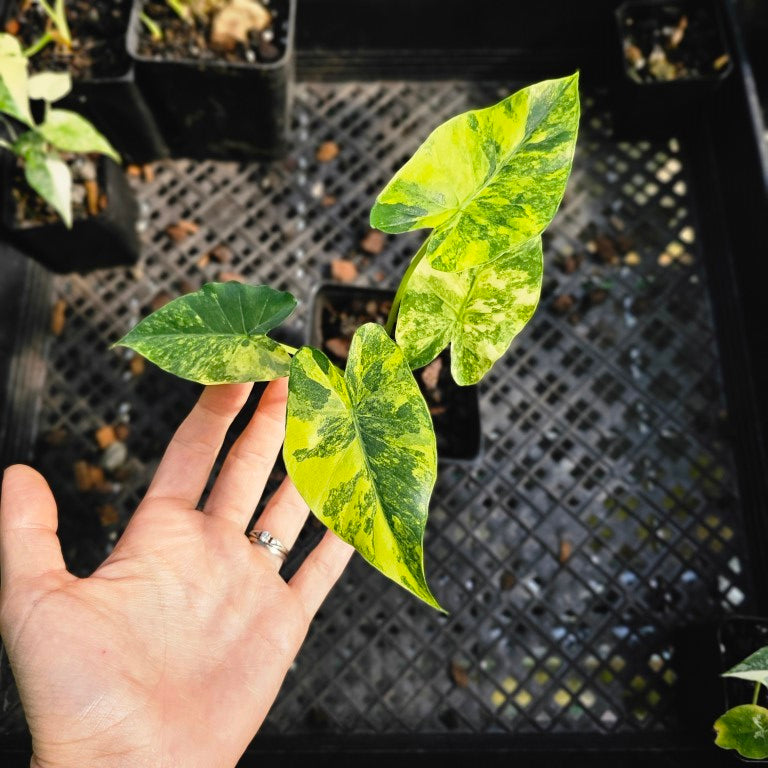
[0,81,752,737]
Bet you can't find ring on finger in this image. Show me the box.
[248,529,290,563]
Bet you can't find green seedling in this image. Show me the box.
[0,33,119,227]
[23,0,73,58]
[115,74,581,609]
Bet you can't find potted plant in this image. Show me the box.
[126,0,294,159]
[713,617,768,761]
[613,0,733,137]
[114,74,580,608]
[307,283,482,463]
[1,0,167,163]
[0,33,140,273]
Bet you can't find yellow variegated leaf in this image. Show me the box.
[370,74,579,272]
[284,323,442,610]
[397,237,543,385]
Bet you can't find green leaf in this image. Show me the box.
[284,323,442,610]
[37,109,120,162]
[115,283,297,384]
[0,33,33,125]
[370,74,580,272]
[723,647,768,686]
[397,236,542,385]
[24,149,72,227]
[714,704,768,759]
[28,71,72,102]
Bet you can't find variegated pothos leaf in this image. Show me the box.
[722,647,768,686]
[397,236,543,385]
[0,33,33,125]
[115,282,297,384]
[370,74,579,272]
[284,323,441,610]
[714,705,768,759]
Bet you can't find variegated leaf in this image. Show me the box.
[38,109,120,162]
[397,237,542,385]
[0,33,33,125]
[723,647,768,686]
[370,74,579,272]
[714,705,768,759]
[284,323,441,610]
[23,147,72,227]
[115,282,297,384]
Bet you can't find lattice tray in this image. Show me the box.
[0,80,753,749]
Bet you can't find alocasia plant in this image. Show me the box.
[115,74,581,609]
[0,33,120,227]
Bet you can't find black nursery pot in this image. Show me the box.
[308,284,483,464]
[126,0,295,161]
[612,0,733,139]
[1,158,140,274]
[0,1,168,165]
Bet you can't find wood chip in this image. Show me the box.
[150,290,173,311]
[73,461,104,492]
[428,405,447,416]
[197,252,211,268]
[330,259,357,283]
[126,164,142,178]
[114,423,130,442]
[94,425,117,450]
[84,179,100,216]
[166,219,199,242]
[714,53,730,71]
[97,504,119,526]
[98,193,108,212]
[500,570,516,590]
[217,271,246,283]
[209,243,232,263]
[316,140,340,163]
[450,661,470,688]
[360,229,386,255]
[594,234,618,265]
[324,337,351,359]
[5,19,20,35]
[559,537,573,564]
[142,164,155,182]
[552,294,575,314]
[130,356,146,377]
[421,357,443,390]
[50,298,67,336]
[321,195,337,207]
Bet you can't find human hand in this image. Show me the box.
[0,380,353,768]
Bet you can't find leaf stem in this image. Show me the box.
[23,30,54,58]
[754,682,762,706]
[140,12,163,41]
[384,236,430,338]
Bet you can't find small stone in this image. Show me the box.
[114,423,130,442]
[217,271,246,283]
[98,504,119,526]
[450,661,469,688]
[50,298,67,336]
[330,259,357,283]
[316,140,340,163]
[658,252,673,267]
[500,570,516,590]
[258,38,281,62]
[209,244,232,263]
[211,0,271,51]
[71,184,86,206]
[365,300,378,317]
[360,229,386,255]
[101,441,128,472]
[421,357,443,390]
[324,337,351,359]
[552,294,575,315]
[166,219,199,242]
[309,180,325,199]
[94,425,117,449]
[130,356,146,377]
[151,290,173,311]
[624,251,641,266]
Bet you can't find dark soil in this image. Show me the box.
[619,1,730,83]
[314,287,482,462]
[137,0,289,65]
[5,0,132,79]
[9,155,105,228]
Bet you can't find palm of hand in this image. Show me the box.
[0,382,352,768]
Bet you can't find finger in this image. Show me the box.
[289,530,354,617]
[145,383,252,506]
[0,465,67,584]
[204,378,288,529]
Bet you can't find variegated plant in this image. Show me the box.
[116,74,581,610]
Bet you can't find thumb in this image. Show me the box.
[0,465,66,586]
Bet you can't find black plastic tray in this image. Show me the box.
[1,2,767,766]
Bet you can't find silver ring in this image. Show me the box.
[247,529,289,562]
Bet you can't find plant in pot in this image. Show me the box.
[613,0,732,138]
[114,74,580,608]
[0,33,140,273]
[1,0,167,163]
[126,0,294,160]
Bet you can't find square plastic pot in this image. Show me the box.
[612,0,733,138]
[126,0,295,160]
[0,2,168,164]
[307,283,483,464]
[1,157,140,274]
